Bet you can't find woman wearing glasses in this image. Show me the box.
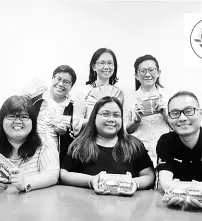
[30,65,78,165]
[74,48,124,135]
[124,55,170,166]
[0,95,59,192]
[60,96,155,195]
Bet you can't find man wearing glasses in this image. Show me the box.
[156,90,202,209]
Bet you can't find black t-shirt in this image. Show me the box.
[62,144,153,177]
[156,128,202,181]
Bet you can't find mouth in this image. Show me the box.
[55,87,65,91]
[13,126,23,130]
[177,123,191,127]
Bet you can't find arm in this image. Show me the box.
[126,118,141,134]
[134,167,155,190]
[158,170,174,191]
[60,169,90,188]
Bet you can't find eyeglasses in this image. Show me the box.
[53,76,72,87]
[96,60,114,67]
[97,112,121,119]
[168,108,199,119]
[138,68,157,76]
[6,114,30,121]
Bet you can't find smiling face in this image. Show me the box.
[95,101,122,138]
[3,111,32,142]
[135,60,160,89]
[93,52,114,82]
[51,72,72,98]
[168,95,202,137]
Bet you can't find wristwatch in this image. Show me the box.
[24,183,32,192]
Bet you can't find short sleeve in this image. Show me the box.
[134,143,154,173]
[61,153,80,172]
[156,134,173,173]
[39,141,60,171]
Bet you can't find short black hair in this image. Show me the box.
[168,90,200,110]
[53,65,77,86]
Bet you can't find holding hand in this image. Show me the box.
[0,174,8,190]
[54,123,68,135]
[9,168,26,192]
[133,103,144,123]
[89,174,110,195]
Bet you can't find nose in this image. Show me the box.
[103,63,110,68]
[178,112,187,121]
[14,117,22,122]
[107,115,115,121]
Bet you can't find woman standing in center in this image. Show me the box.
[74,48,124,135]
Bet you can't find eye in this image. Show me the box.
[113,113,121,118]
[20,115,29,120]
[184,108,194,114]
[171,111,180,116]
[102,112,110,117]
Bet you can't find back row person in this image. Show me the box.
[124,54,170,166]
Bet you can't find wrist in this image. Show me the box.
[88,176,92,189]
[133,178,140,190]
[134,116,141,124]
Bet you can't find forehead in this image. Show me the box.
[55,72,72,81]
[97,52,113,61]
[138,60,156,69]
[99,102,121,112]
[168,95,199,110]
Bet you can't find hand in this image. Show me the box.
[133,103,143,122]
[185,196,202,209]
[54,123,67,135]
[119,179,138,196]
[0,174,9,190]
[9,168,26,192]
[162,194,184,207]
[90,174,110,195]
[155,99,167,114]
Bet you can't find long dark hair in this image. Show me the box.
[134,54,164,90]
[86,48,118,86]
[68,96,143,162]
[0,95,41,160]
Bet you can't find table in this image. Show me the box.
[0,185,201,221]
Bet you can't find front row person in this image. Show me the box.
[156,91,202,209]
[60,96,155,195]
[0,96,59,192]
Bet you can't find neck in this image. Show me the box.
[96,134,118,148]
[50,90,67,103]
[95,78,109,87]
[179,129,200,149]
[141,85,157,93]
[7,138,24,158]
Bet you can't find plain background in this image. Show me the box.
[0,0,202,105]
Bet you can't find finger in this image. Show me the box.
[10,168,20,174]
[0,183,8,190]
[189,198,202,208]
[167,197,184,206]
[0,177,9,183]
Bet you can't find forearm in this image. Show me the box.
[25,169,59,190]
[134,173,155,190]
[60,169,91,188]
[126,120,140,134]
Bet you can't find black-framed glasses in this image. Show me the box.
[168,107,199,119]
[138,67,157,76]
[96,60,114,67]
[97,112,121,119]
[53,76,72,87]
[6,114,30,121]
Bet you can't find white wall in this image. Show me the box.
[0,0,202,105]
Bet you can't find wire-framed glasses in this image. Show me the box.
[97,112,121,119]
[53,76,72,87]
[96,60,114,67]
[138,67,157,76]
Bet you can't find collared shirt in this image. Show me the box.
[156,128,202,181]
[124,87,170,166]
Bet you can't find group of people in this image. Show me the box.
[0,47,202,210]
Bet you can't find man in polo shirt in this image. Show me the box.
[156,91,202,209]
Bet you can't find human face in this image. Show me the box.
[95,102,122,138]
[93,52,114,82]
[51,72,72,98]
[3,112,32,142]
[135,60,160,89]
[168,95,202,137]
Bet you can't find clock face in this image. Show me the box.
[190,20,202,59]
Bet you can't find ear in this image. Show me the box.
[135,72,139,81]
[92,64,96,71]
[157,69,161,78]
